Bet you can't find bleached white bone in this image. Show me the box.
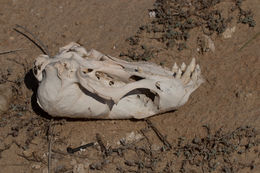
[171,63,178,73]
[33,42,204,119]
[181,62,186,72]
[176,68,182,79]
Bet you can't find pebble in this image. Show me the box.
[73,164,85,173]
[22,149,33,157]
[197,35,215,53]
[31,163,41,169]
[117,131,143,145]
[42,167,48,173]
[149,11,156,18]
[223,26,236,39]
[0,84,13,113]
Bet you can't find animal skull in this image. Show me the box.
[33,42,204,119]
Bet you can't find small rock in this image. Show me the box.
[54,165,66,172]
[223,26,236,39]
[125,131,143,143]
[83,160,90,169]
[73,163,85,173]
[197,35,215,53]
[42,167,48,173]
[9,36,15,40]
[117,131,143,145]
[31,163,41,169]
[70,158,77,166]
[149,11,156,18]
[0,84,13,113]
[22,149,33,157]
[151,144,161,151]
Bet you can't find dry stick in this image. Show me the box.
[52,149,89,159]
[239,31,260,51]
[140,128,154,158]
[140,129,152,147]
[17,153,47,165]
[145,119,172,150]
[67,142,94,154]
[96,133,108,158]
[0,49,23,55]
[13,24,52,58]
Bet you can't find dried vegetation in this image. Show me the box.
[120,0,256,61]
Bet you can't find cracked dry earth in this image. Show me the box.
[0,0,259,173]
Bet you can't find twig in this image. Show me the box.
[202,124,211,135]
[0,164,31,167]
[47,119,54,173]
[145,119,172,150]
[51,149,89,159]
[67,142,94,154]
[239,32,260,51]
[96,133,108,157]
[140,128,152,151]
[0,49,24,55]
[13,24,52,58]
[17,153,47,165]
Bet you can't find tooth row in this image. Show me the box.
[172,58,200,84]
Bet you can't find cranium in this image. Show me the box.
[33,42,204,119]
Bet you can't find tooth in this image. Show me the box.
[181,62,186,72]
[195,64,201,75]
[192,64,201,81]
[191,68,198,81]
[189,58,196,72]
[176,68,182,79]
[171,63,178,73]
[182,58,196,84]
[196,64,200,70]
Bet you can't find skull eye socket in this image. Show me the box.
[33,66,38,75]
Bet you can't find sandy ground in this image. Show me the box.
[0,0,259,172]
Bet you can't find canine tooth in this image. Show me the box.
[196,64,201,73]
[189,58,196,72]
[171,63,178,73]
[182,58,196,84]
[181,62,186,72]
[192,64,201,81]
[176,68,182,79]
[191,69,197,81]
[196,64,200,69]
